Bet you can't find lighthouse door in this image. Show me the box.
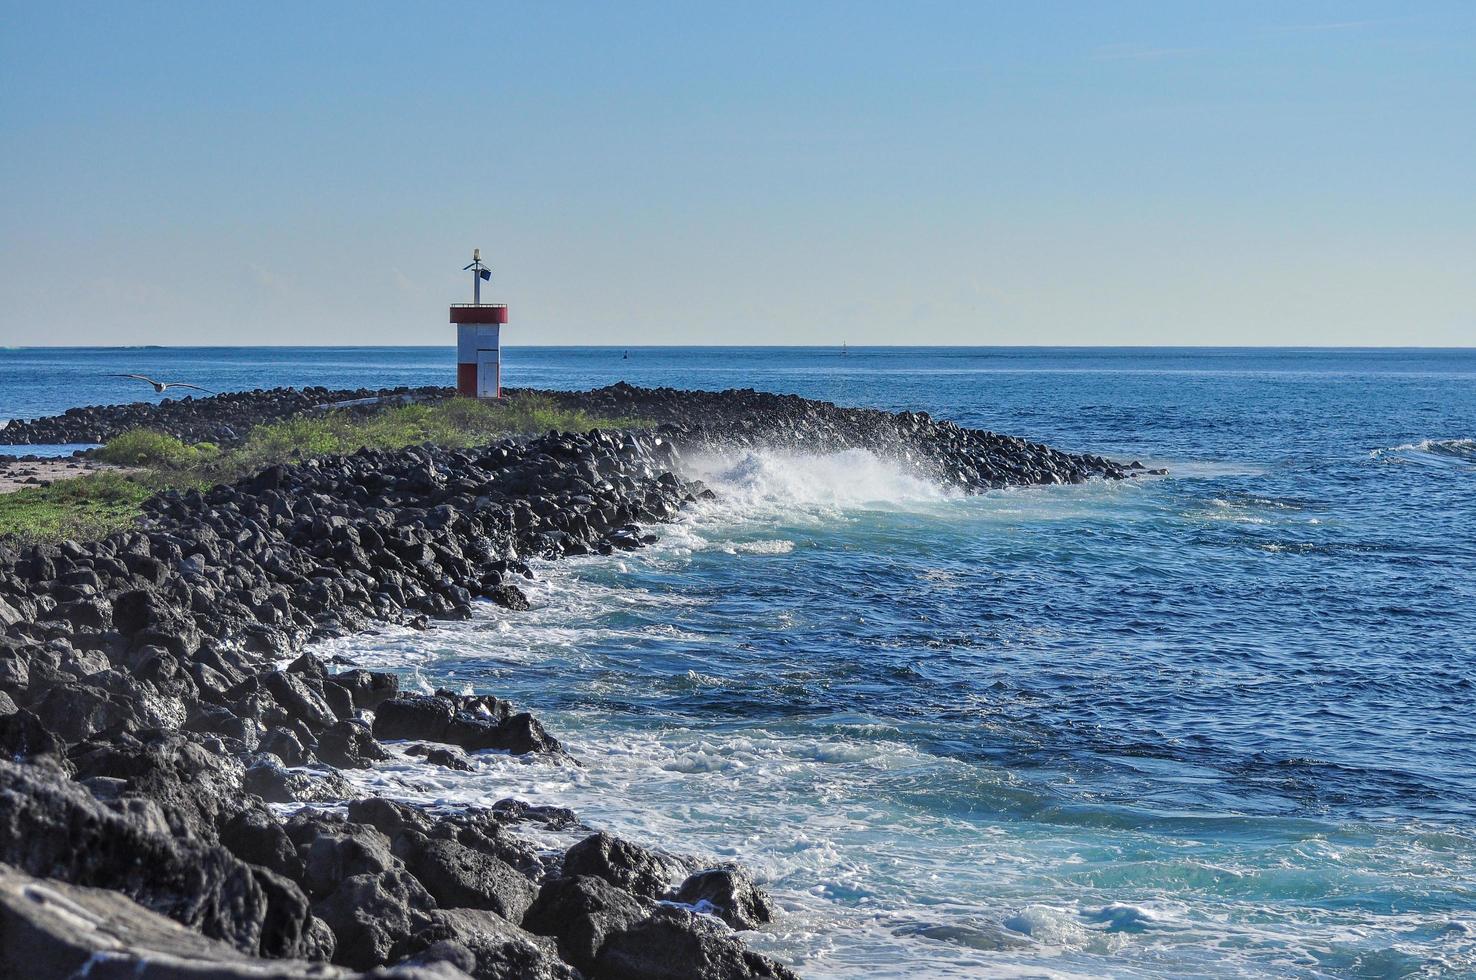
[476,349,500,399]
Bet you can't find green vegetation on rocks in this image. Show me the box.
[0,471,158,543]
[94,429,219,467]
[231,394,649,471]
[1,395,652,543]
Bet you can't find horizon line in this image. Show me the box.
[5,344,1475,352]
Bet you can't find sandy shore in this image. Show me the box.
[0,456,125,493]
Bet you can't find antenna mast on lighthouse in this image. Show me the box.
[463,248,491,304]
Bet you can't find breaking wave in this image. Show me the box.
[1370,438,1476,469]
[683,447,959,519]
[312,433,1476,977]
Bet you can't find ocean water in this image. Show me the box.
[5,346,1476,977]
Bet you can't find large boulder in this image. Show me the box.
[0,709,70,768]
[596,906,800,980]
[301,823,402,900]
[0,759,319,960]
[522,874,648,975]
[328,668,401,710]
[243,758,353,804]
[220,804,303,881]
[262,670,341,732]
[398,835,536,924]
[316,718,390,768]
[29,682,152,743]
[373,694,454,742]
[68,733,248,843]
[672,867,775,931]
[372,694,562,756]
[346,797,435,839]
[0,598,25,629]
[560,832,687,901]
[405,908,579,980]
[0,863,363,979]
[313,869,437,971]
[409,744,474,771]
[110,588,199,657]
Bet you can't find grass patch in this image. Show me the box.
[0,471,159,544]
[1,395,651,543]
[236,395,645,466]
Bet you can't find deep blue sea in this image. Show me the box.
[4,346,1476,977]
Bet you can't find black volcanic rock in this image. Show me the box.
[328,667,401,710]
[0,759,320,960]
[300,822,402,900]
[560,832,689,902]
[315,718,390,769]
[346,797,436,839]
[373,694,456,743]
[220,804,303,881]
[243,758,353,804]
[523,874,649,975]
[0,385,453,448]
[397,834,536,924]
[373,693,563,757]
[402,907,579,980]
[485,583,531,611]
[0,709,69,767]
[312,868,437,971]
[596,905,801,980]
[673,866,776,931]
[0,382,1140,978]
[0,863,394,980]
[415,745,474,771]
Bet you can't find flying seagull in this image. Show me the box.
[111,374,215,394]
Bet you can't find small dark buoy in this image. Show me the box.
[623,350,628,360]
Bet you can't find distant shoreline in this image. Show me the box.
[6,343,1476,351]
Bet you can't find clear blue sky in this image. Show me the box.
[1,2,1472,347]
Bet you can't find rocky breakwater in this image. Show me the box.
[526,383,1153,488]
[0,425,800,979]
[0,384,453,448]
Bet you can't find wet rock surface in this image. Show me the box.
[673,867,776,932]
[0,384,1135,977]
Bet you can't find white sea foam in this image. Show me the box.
[318,585,1476,978]
[1003,905,1092,946]
[335,695,1476,978]
[306,446,1476,978]
[684,447,959,519]
[1375,437,1476,456]
[1370,437,1476,470]
[720,539,796,555]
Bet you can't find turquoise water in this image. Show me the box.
[6,347,1476,976]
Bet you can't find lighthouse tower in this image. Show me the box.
[451,249,509,399]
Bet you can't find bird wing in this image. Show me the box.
[111,374,160,384]
[168,383,215,393]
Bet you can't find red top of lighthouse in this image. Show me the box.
[449,304,508,324]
